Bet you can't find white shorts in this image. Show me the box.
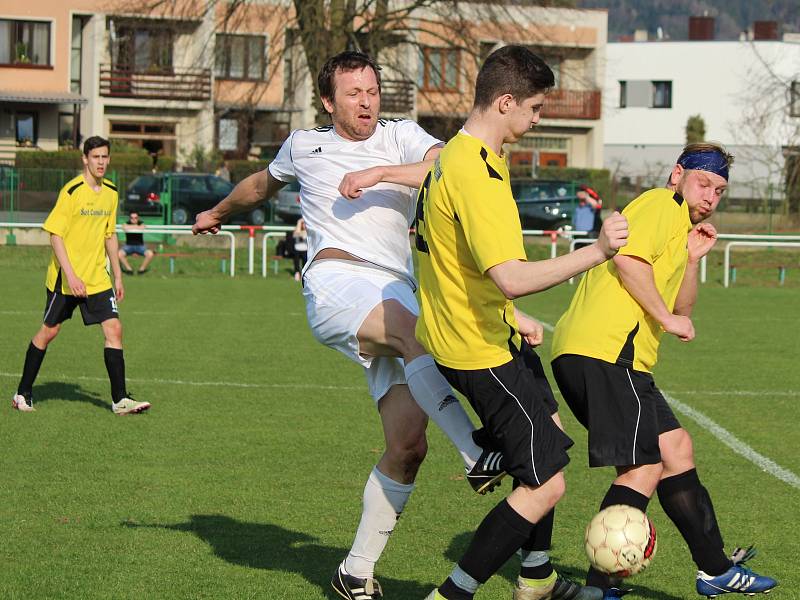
[302,259,419,401]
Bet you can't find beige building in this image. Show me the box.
[0,2,606,169]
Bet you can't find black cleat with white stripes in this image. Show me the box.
[466,448,506,494]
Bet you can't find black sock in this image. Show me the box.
[458,499,536,584]
[587,484,651,589]
[18,341,46,397]
[438,578,474,600]
[520,507,554,580]
[658,469,731,576]
[103,348,127,403]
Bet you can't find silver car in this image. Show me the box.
[274,181,301,224]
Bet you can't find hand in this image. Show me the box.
[515,311,544,347]
[662,313,695,342]
[66,274,87,298]
[596,212,628,258]
[193,210,222,235]
[339,166,385,200]
[687,223,717,262]
[115,277,125,303]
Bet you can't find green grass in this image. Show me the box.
[1,245,798,599]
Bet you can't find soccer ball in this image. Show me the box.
[584,504,657,577]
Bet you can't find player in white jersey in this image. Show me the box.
[193,51,504,600]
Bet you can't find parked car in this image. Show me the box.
[124,172,269,225]
[274,181,302,224]
[510,179,577,230]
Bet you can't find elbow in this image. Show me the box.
[495,275,522,300]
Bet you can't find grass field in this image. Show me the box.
[1,244,798,600]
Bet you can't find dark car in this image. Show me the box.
[510,179,577,230]
[124,173,268,225]
[274,181,301,224]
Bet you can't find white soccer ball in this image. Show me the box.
[584,504,657,577]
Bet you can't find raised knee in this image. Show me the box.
[388,435,427,469]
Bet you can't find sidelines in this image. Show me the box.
[538,319,800,491]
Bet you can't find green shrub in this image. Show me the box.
[537,167,611,200]
[227,160,269,183]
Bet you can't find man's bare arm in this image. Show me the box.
[613,254,694,341]
[487,213,628,298]
[339,145,443,199]
[194,170,287,234]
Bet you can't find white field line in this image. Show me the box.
[538,319,800,490]
[664,393,800,490]
[0,371,363,392]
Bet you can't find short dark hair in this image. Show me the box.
[318,51,381,106]
[473,45,554,111]
[83,136,110,156]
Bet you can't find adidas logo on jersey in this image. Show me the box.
[310,147,323,155]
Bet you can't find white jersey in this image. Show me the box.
[268,118,441,280]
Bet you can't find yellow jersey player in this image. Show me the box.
[12,136,150,416]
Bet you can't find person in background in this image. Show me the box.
[118,211,156,275]
[572,185,602,237]
[292,218,308,281]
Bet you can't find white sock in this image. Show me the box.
[405,354,482,468]
[519,549,550,568]
[344,467,415,579]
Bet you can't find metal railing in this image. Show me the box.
[723,241,800,288]
[541,89,601,120]
[99,64,212,101]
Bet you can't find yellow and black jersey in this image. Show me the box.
[415,131,526,370]
[43,174,119,295]
[552,188,692,372]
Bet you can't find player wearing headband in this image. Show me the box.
[551,143,777,598]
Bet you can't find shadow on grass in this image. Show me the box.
[123,514,432,598]
[444,531,683,600]
[34,381,108,411]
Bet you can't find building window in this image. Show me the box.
[652,81,672,108]
[15,112,37,145]
[215,34,266,80]
[59,113,75,148]
[218,118,239,151]
[419,47,459,92]
[619,80,672,109]
[791,81,800,118]
[70,17,87,93]
[113,26,173,73]
[0,19,51,66]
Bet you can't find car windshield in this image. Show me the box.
[512,181,573,201]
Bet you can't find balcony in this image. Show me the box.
[99,65,211,102]
[542,89,601,120]
[381,79,415,114]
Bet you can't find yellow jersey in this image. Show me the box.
[552,188,692,372]
[415,131,526,370]
[43,174,119,295]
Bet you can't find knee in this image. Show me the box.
[386,432,428,469]
[145,250,154,258]
[104,320,124,345]
[118,250,126,258]
[542,473,566,507]
[41,324,60,345]
[661,429,695,472]
[617,463,663,496]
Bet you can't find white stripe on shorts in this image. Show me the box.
[625,369,643,465]
[489,367,540,485]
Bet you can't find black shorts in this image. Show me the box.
[437,345,573,487]
[551,354,681,468]
[43,287,119,327]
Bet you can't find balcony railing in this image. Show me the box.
[541,89,601,120]
[381,79,415,114]
[99,65,211,102]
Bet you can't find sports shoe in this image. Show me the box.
[423,591,445,600]
[12,393,35,412]
[514,573,603,600]
[696,546,777,598]
[602,589,631,599]
[466,448,506,494]
[331,564,383,599]
[112,396,151,415]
